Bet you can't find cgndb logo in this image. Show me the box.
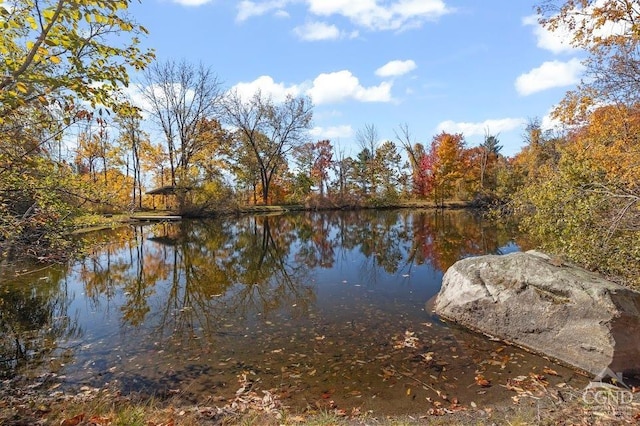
[582,368,634,406]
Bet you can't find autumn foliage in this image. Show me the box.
[0,0,638,289]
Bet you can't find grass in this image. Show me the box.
[2,383,638,426]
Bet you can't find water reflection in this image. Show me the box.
[0,267,81,378]
[0,210,581,414]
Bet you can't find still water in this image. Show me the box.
[0,209,586,414]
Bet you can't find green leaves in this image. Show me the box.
[0,0,154,261]
[510,104,640,287]
[0,0,155,121]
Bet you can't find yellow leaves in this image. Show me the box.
[569,104,640,187]
[42,8,56,21]
[15,82,28,94]
[25,15,38,30]
[0,0,154,119]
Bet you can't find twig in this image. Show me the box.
[395,367,442,396]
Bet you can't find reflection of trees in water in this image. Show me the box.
[100,217,317,347]
[74,210,517,346]
[0,211,518,380]
[298,209,515,281]
[338,210,406,284]
[406,210,515,271]
[0,268,81,378]
[293,212,337,268]
[79,226,171,325]
[291,209,515,282]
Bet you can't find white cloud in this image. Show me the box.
[237,0,291,22]
[541,112,563,131]
[522,14,576,54]
[293,22,359,41]
[307,0,450,31]
[375,59,417,77]
[306,70,393,104]
[227,70,394,106]
[235,0,451,30]
[293,21,341,41]
[310,125,354,140]
[123,86,150,112]
[524,1,631,54]
[515,59,584,96]
[124,84,204,123]
[229,75,303,103]
[436,118,526,136]
[171,0,214,6]
[274,9,290,18]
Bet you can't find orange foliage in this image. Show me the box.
[566,104,640,188]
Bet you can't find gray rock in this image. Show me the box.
[433,250,640,376]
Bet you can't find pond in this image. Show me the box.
[0,209,587,415]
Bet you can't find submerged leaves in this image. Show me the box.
[392,330,419,349]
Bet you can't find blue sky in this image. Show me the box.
[126,0,583,157]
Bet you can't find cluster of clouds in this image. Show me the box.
[162,0,594,141]
[235,0,451,39]
[170,0,452,39]
[518,15,583,97]
[230,59,417,106]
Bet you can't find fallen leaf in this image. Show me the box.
[474,375,491,387]
[321,390,333,399]
[543,367,560,376]
[61,414,85,426]
[87,416,111,425]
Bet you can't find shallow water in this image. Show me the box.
[0,210,587,415]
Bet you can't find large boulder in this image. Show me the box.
[433,250,640,376]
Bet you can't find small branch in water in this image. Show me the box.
[393,365,444,397]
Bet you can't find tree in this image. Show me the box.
[0,0,153,261]
[331,145,353,202]
[423,132,467,206]
[394,123,427,197]
[293,140,333,197]
[191,118,232,183]
[140,60,223,188]
[229,135,262,205]
[478,132,502,192]
[311,140,333,197]
[514,104,640,286]
[116,109,148,210]
[139,140,168,189]
[353,147,374,197]
[538,0,640,119]
[222,90,313,204]
[512,118,564,184]
[375,140,402,198]
[356,123,380,194]
[0,0,154,121]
